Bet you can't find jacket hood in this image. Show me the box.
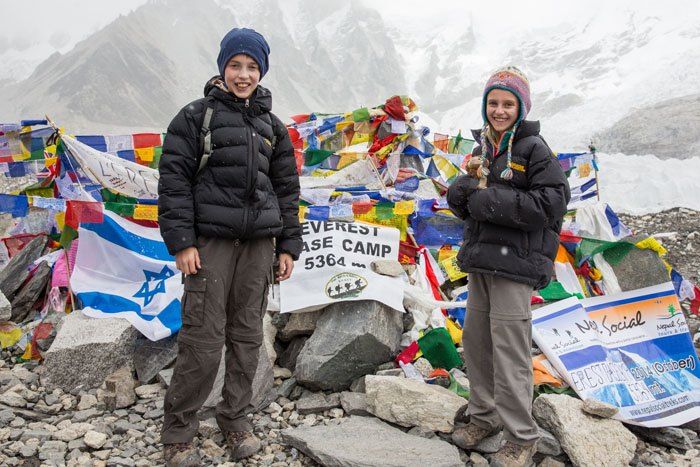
[203,75,272,114]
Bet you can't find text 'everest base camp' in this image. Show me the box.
[1,1,700,467]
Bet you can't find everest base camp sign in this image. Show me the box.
[280,221,404,313]
[532,282,700,427]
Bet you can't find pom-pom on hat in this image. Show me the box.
[481,66,531,124]
[216,27,270,79]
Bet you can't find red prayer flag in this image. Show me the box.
[65,201,104,229]
[132,133,161,149]
[384,95,406,121]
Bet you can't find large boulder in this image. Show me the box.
[10,261,52,322]
[364,375,467,433]
[0,236,47,300]
[279,310,322,341]
[133,334,178,384]
[281,416,463,467]
[203,344,275,412]
[294,301,402,391]
[610,246,669,291]
[532,394,637,467]
[42,312,138,391]
[278,336,307,371]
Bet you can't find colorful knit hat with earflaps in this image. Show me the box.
[480,66,531,180]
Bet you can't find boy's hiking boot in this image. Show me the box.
[489,440,537,467]
[225,430,261,460]
[163,442,201,467]
[451,422,501,449]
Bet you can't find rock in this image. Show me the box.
[279,310,322,341]
[157,368,173,387]
[263,312,277,365]
[538,457,566,467]
[84,430,108,449]
[581,398,619,419]
[364,375,467,433]
[339,391,370,416]
[628,426,693,450]
[281,416,463,467]
[104,366,137,410]
[406,426,437,439]
[204,344,275,412]
[42,312,138,391]
[278,336,308,371]
[77,394,98,411]
[610,246,670,291]
[473,431,503,454]
[295,301,403,391]
[201,438,225,458]
[370,260,405,277]
[276,377,297,399]
[0,236,47,300]
[350,376,366,393]
[0,290,10,321]
[532,394,636,467]
[296,392,341,415]
[10,261,52,322]
[376,368,404,377]
[0,408,14,426]
[132,334,178,384]
[537,427,562,456]
[469,452,489,466]
[682,417,700,432]
[134,383,162,399]
[0,392,26,408]
[273,366,293,379]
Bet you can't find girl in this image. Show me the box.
[447,66,570,467]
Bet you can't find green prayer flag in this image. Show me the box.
[352,107,370,122]
[375,203,394,221]
[417,327,462,370]
[538,281,583,301]
[59,225,78,250]
[304,149,334,167]
[104,202,135,218]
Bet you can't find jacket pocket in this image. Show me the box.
[182,274,207,326]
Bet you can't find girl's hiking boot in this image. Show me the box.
[163,442,201,467]
[225,430,262,460]
[489,440,537,467]
[451,422,502,449]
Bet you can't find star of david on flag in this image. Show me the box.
[70,211,183,340]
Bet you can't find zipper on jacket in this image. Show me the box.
[242,122,253,237]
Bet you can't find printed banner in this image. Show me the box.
[532,283,700,427]
[280,221,404,313]
[61,134,159,199]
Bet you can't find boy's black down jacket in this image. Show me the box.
[158,79,302,259]
[446,121,570,289]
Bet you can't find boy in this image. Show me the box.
[157,27,302,466]
[447,66,570,467]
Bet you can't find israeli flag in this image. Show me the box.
[70,210,182,341]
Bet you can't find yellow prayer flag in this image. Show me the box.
[135,147,155,162]
[298,205,308,223]
[350,132,371,145]
[55,212,65,230]
[440,254,467,281]
[635,237,667,257]
[44,156,57,168]
[393,200,414,216]
[577,162,592,178]
[445,318,462,345]
[133,204,159,221]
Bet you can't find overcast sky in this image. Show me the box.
[0,0,693,62]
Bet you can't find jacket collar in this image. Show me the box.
[203,75,272,116]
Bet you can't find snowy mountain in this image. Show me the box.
[1,0,699,156]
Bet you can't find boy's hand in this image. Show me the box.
[276,253,294,282]
[175,247,201,275]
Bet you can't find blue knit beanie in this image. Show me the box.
[216,28,270,79]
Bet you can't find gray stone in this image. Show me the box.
[350,376,366,393]
[276,377,297,399]
[294,301,403,391]
[537,427,562,456]
[682,417,700,432]
[279,310,322,341]
[582,398,619,418]
[104,366,137,410]
[278,336,308,371]
[628,425,693,450]
[0,236,47,300]
[10,261,52,322]
[204,344,275,412]
[157,368,173,387]
[610,245,670,291]
[281,416,463,467]
[370,260,405,277]
[0,408,14,426]
[406,426,437,439]
[365,375,467,433]
[0,392,26,408]
[375,368,403,377]
[84,430,108,449]
[296,392,341,415]
[0,290,10,321]
[132,334,178,384]
[469,451,489,466]
[339,391,370,416]
[538,457,566,467]
[20,428,52,441]
[72,408,101,422]
[532,394,636,467]
[473,431,503,454]
[42,311,138,391]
